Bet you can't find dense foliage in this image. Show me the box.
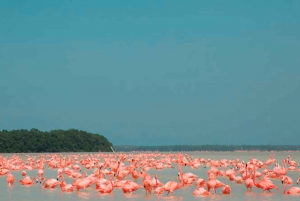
[0,129,113,153]
[114,145,300,152]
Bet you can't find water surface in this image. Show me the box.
[1,151,300,201]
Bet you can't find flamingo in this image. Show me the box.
[131,168,140,181]
[41,177,61,189]
[0,168,10,176]
[245,164,254,191]
[195,178,206,186]
[6,173,15,185]
[122,180,142,193]
[96,174,114,194]
[207,173,225,194]
[113,179,128,187]
[264,154,276,166]
[280,175,293,184]
[287,155,297,167]
[153,174,164,194]
[38,169,44,177]
[193,179,210,196]
[282,177,300,194]
[222,185,231,194]
[179,171,197,186]
[142,171,152,194]
[150,174,163,188]
[193,187,211,196]
[75,176,95,192]
[19,176,38,185]
[57,174,74,192]
[252,164,278,192]
[160,162,184,195]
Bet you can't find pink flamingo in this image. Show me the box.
[113,179,128,187]
[6,173,15,185]
[21,170,26,176]
[253,164,278,192]
[222,185,231,194]
[150,174,163,188]
[282,177,300,194]
[38,169,44,177]
[97,174,114,194]
[153,174,164,194]
[193,179,210,196]
[41,177,61,189]
[19,176,38,185]
[207,173,225,194]
[280,175,293,184]
[131,168,140,181]
[179,171,197,186]
[245,164,254,191]
[264,154,276,166]
[0,168,10,176]
[160,162,184,195]
[122,180,142,193]
[287,155,297,167]
[75,176,95,192]
[57,174,74,192]
[142,171,152,194]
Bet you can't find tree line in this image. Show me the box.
[0,129,113,153]
[114,145,300,152]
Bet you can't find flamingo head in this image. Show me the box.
[56,174,63,180]
[33,177,39,183]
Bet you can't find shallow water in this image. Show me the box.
[1,151,300,201]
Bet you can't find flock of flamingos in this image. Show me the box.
[1,152,300,197]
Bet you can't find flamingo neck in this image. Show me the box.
[283,181,288,194]
[142,171,148,182]
[252,165,257,186]
[110,176,114,190]
[178,162,183,188]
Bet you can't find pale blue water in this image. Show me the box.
[1,151,300,201]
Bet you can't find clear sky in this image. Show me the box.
[1,0,300,146]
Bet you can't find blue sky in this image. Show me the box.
[1,0,300,145]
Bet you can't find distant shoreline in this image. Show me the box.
[114,145,300,152]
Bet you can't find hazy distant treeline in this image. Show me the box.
[114,145,300,152]
[0,129,113,153]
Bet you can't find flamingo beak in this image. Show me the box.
[281,181,283,184]
[297,182,298,185]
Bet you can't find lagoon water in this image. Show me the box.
[1,151,300,201]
